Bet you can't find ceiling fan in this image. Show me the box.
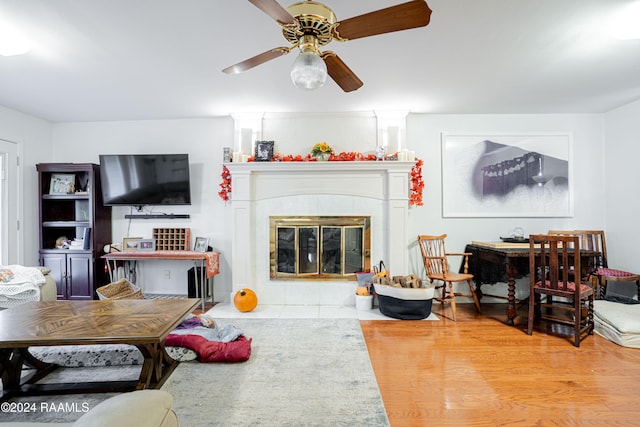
[222,0,432,92]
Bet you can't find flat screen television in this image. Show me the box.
[99,154,191,206]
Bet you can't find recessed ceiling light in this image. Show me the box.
[610,1,640,40]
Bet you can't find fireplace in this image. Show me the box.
[226,161,414,306]
[270,216,371,280]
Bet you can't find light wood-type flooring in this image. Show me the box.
[361,303,640,427]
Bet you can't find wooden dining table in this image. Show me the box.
[463,241,600,325]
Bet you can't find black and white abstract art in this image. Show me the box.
[441,133,573,217]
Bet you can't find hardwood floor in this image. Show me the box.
[361,303,640,427]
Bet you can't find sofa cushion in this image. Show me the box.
[72,390,178,427]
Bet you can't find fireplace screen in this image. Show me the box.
[270,216,371,280]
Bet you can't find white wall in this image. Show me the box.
[52,118,234,301]
[405,114,605,273]
[603,99,640,295]
[6,97,640,304]
[46,112,606,304]
[0,105,53,265]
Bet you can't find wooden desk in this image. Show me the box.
[0,299,199,402]
[464,243,599,325]
[102,251,219,311]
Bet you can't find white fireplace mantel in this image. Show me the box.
[225,161,415,305]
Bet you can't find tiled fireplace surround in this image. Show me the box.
[226,161,414,307]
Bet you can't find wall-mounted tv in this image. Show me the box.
[99,154,191,206]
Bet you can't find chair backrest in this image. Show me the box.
[548,229,608,270]
[530,234,581,296]
[575,230,608,269]
[547,230,583,250]
[417,234,449,277]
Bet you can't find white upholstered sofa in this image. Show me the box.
[0,390,179,427]
[0,266,57,309]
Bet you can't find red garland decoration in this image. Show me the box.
[409,158,424,206]
[218,153,424,206]
[218,165,231,202]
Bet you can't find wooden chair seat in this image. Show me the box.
[596,267,638,278]
[535,280,594,295]
[429,272,474,282]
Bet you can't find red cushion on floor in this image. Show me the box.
[165,334,251,363]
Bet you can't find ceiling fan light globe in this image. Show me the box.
[290,51,327,90]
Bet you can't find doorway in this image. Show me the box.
[0,139,19,265]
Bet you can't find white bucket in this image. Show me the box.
[355,294,374,310]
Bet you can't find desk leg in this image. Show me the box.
[200,260,206,311]
[106,259,115,282]
[193,261,205,311]
[506,261,518,326]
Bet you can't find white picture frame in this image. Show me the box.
[441,133,573,217]
[194,237,208,253]
[138,239,156,251]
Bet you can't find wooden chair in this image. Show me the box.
[549,230,640,299]
[527,234,594,347]
[576,230,640,300]
[417,234,481,321]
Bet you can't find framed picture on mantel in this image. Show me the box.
[254,141,274,162]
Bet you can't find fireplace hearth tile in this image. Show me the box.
[206,303,439,320]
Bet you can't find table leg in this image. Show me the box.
[0,348,23,397]
[0,348,57,402]
[135,343,178,390]
[506,261,518,326]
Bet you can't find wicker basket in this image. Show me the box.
[96,279,142,300]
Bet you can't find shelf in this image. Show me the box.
[42,221,91,227]
[42,194,90,200]
[124,214,190,219]
[39,248,91,254]
[37,163,111,300]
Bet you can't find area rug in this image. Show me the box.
[162,318,390,426]
[1,318,389,426]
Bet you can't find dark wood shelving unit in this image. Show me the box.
[36,163,112,300]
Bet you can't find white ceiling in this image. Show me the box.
[0,0,639,123]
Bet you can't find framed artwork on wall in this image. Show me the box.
[441,133,573,217]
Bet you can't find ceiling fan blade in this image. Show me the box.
[333,0,432,41]
[321,52,363,92]
[223,47,291,74]
[248,0,295,25]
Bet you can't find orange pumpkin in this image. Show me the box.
[233,288,258,312]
